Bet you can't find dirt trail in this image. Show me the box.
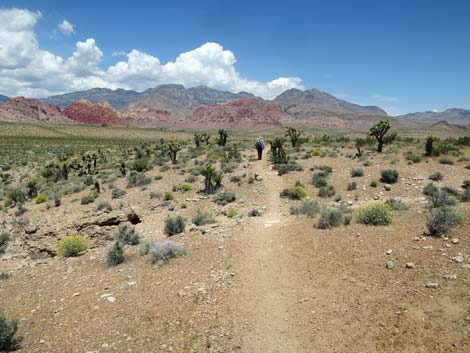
[229,157,309,352]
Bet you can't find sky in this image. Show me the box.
[0,0,469,115]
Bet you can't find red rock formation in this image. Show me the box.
[0,97,73,124]
[189,98,289,129]
[121,108,171,127]
[63,100,128,126]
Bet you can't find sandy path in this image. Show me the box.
[229,156,309,352]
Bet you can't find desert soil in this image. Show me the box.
[1,150,470,353]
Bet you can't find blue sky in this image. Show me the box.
[0,0,469,115]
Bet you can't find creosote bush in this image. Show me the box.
[380,169,399,184]
[385,198,408,210]
[426,206,462,235]
[111,188,126,199]
[357,203,392,226]
[317,207,342,229]
[192,209,215,226]
[351,168,364,177]
[318,185,335,198]
[280,186,306,200]
[225,207,238,218]
[164,215,186,236]
[147,240,186,265]
[56,235,89,257]
[115,225,140,245]
[0,313,22,351]
[215,191,236,205]
[290,199,320,217]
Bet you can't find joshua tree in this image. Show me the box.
[200,163,217,194]
[202,133,211,145]
[354,137,374,158]
[369,120,395,153]
[270,137,287,164]
[26,179,38,198]
[217,129,228,146]
[167,141,181,164]
[425,135,437,156]
[194,132,203,148]
[214,170,224,191]
[285,126,304,147]
[119,161,127,176]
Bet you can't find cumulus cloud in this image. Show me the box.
[0,8,303,99]
[58,19,75,36]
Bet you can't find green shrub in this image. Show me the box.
[312,173,328,188]
[147,240,186,265]
[357,203,392,225]
[0,314,22,351]
[426,206,462,235]
[274,162,303,176]
[428,189,456,208]
[111,188,126,199]
[127,171,151,188]
[290,199,320,217]
[164,215,186,236]
[107,242,125,266]
[215,191,236,205]
[225,207,238,218]
[385,198,408,210]
[34,193,47,204]
[462,180,470,189]
[131,158,149,172]
[115,225,140,245]
[429,172,443,181]
[317,207,342,229]
[347,181,357,191]
[380,169,399,184]
[405,151,422,163]
[179,183,192,192]
[280,186,306,200]
[56,235,89,257]
[0,232,10,255]
[96,202,112,212]
[370,180,378,188]
[230,175,241,183]
[318,185,335,198]
[460,188,470,202]
[192,209,215,226]
[81,192,97,205]
[423,182,438,197]
[351,168,364,177]
[163,191,173,201]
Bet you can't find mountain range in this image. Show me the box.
[0,85,468,130]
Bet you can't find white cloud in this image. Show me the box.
[58,19,75,36]
[0,8,303,99]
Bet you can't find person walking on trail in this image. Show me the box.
[255,136,265,160]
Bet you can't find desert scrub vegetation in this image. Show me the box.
[225,207,238,218]
[56,235,89,257]
[428,171,444,181]
[317,207,343,229]
[192,209,215,226]
[107,241,125,266]
[164,215,186,236]
[0,231,10,255]
[215,191,236,205]
[141,240,186,266]
[318,185,335,198]
[0,313,22,351]
[111,187,126,199]
[385,198,408,210]
[290,199,321,217]
[426,206,462,235]
[351,168,364,177]
[280,186,307,200]
[380,169,399,184]
[357,203,392,226]
[115,225,140,245]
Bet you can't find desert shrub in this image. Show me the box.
[312,173,328,188]
[96,202,112,212]
[317,207,342,229]
[380,169,399,184]
[107,242,125,266]
[230,175,241,183]
[439,157,454,165]
[318,185,335,198]
[0,232,10,255]
[385,198,408,210]
[357,203,392,225]
[179,183,192,192]
[428,171,444,181]
[56,235,89,257]
[280,186,306,200]
[428,189,457,208]
[426,206,462,235]
[164,215,186,236]
[462,180,470,189]
[34,193,47,204]
[248,208,261,217]
[131,158,149,172]
[163,191,173,201]
[225,207,238,218]
[215,191,236,205]
[347,181,357,191]
[370,180,378,187]
[111,188,126,199]
[363,159,372,167]
[115,225,140,245]
[192,209,215,226]
[404,151,422,163]
[274,161,303,176]
[351,168,364,177]
[185,175,196,183]
[290,199,320,217]
[460,188,470,202]
[0,314,22,351]
[127,171,151,188]
[441,186,459,196]
[423,182,438,197]
[81,192,97,205]
[149,191,161,199]
[148,240,186,265]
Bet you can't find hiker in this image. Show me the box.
[255,136,265,160]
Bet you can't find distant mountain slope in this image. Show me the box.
[62,100,128,126]
[274,88,387,117]
[45,88,141,109]
[400,109,470,125]
[0,97,73,124]
[0,94,9,104]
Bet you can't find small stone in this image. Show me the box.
[385,260,394,269]
[383,184,392,191]
[425,282,438,289]
[443,274,457,280]
[72,292,81,297]
[451,238,460,244]
[452,255,464,263]
[107,296,116,303]
[386,249,392,255]
[405,262,415,269]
